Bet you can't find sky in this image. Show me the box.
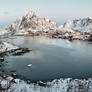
[0,0,92,25]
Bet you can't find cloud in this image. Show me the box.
[0,11,9,15]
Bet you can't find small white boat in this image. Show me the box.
[27,64,32,67]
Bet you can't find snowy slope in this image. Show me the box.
[7,11,57,35]
[63,17,92,32]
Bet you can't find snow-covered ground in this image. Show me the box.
[0,76,92,92]
[0,41,19,54]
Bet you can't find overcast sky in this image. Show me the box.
[0,0,92,24]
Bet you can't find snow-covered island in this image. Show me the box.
[0,11,92,41]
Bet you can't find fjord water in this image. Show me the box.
[1,36,92,81]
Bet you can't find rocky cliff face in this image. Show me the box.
[8,11,57,35]
[63,17,92,33]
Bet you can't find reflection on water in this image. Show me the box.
[2,36,55,45]
[30,50,37,56]
[1,36,92,82]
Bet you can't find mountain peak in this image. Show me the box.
[26,11,36,19]
[6,11,57,35]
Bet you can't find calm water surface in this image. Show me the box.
[1,36,92,81]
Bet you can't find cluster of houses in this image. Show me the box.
[50,30,92,41]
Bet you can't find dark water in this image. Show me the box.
[1,36,92,81]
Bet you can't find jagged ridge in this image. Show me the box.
[8,11,57,35]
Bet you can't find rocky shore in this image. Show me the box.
[0,41,33,91]
[0,41,31,76]
[50,30,92,41]
[0,41,31,57]
[0,75,92,92]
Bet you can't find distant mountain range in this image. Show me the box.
[0,11,92,36]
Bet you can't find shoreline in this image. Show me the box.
[0,73,92,92]
[0,34,92,42]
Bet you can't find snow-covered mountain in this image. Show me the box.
[1,12,92,37]
[63,17,92,32]
[6,11,57,35]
